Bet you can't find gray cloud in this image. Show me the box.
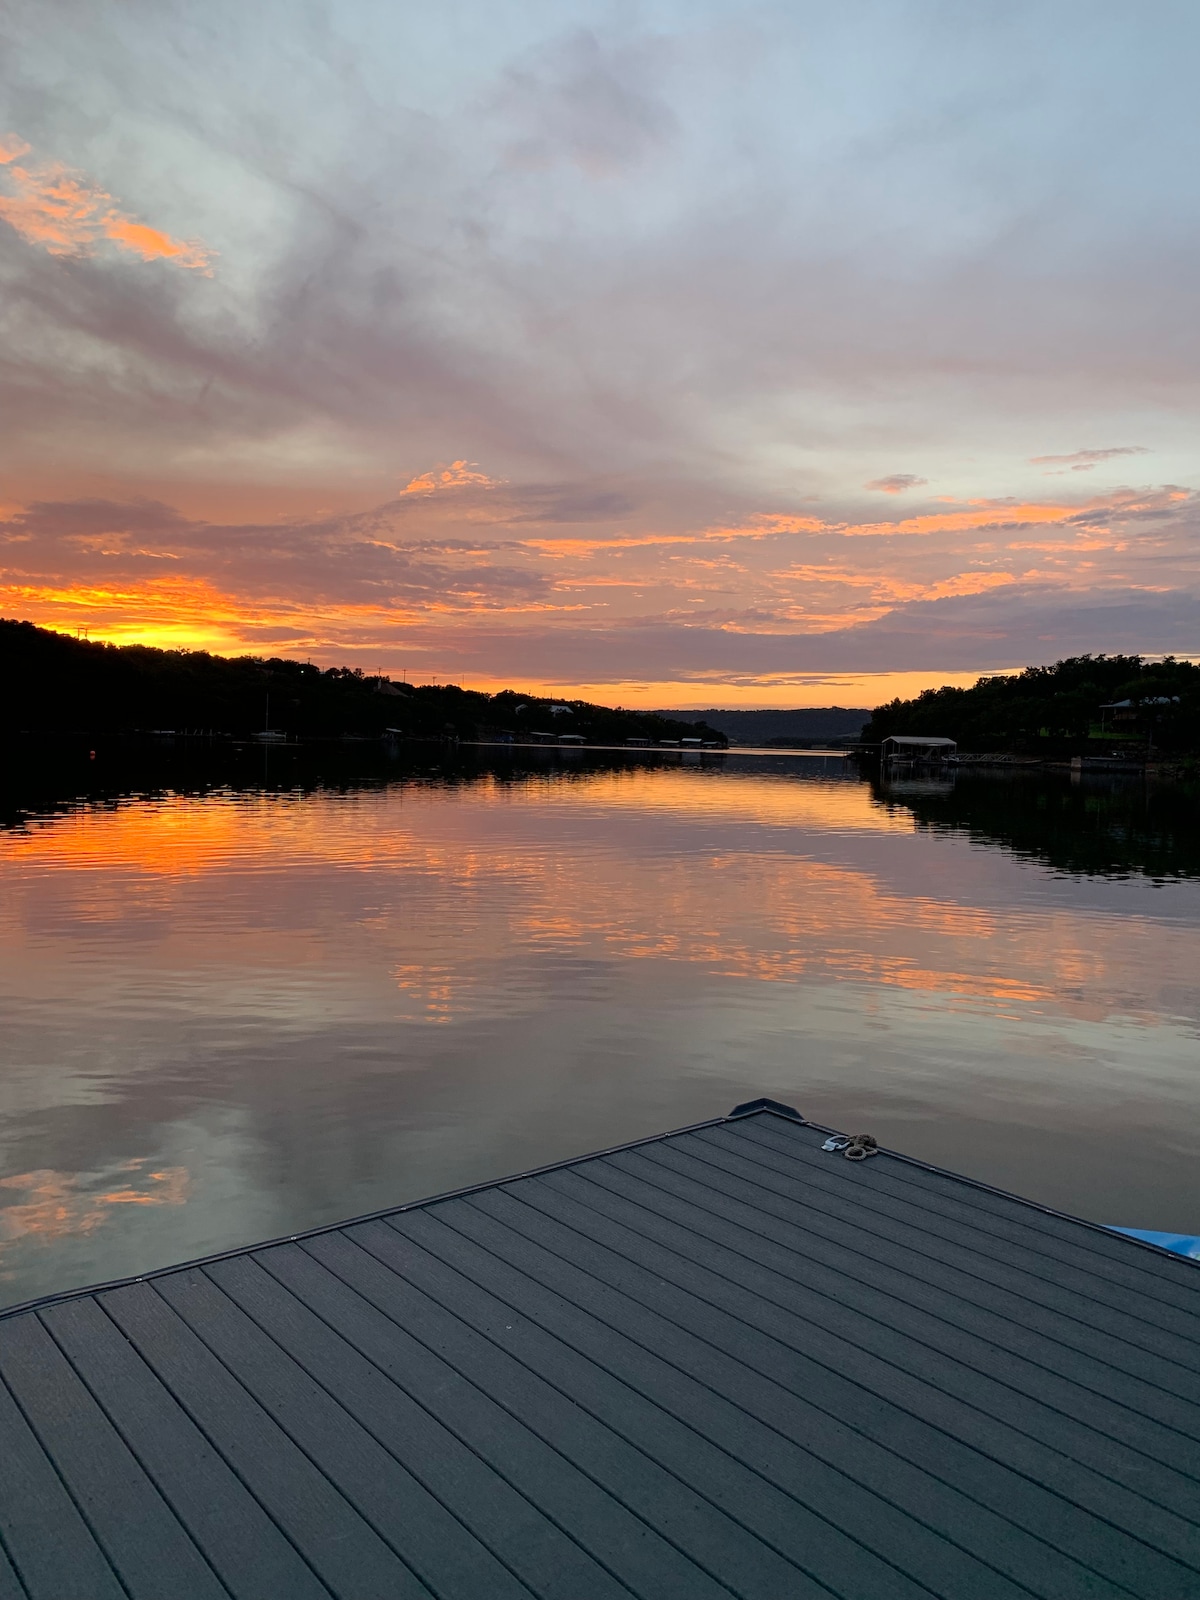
[0,496,554,608]
[1031,447,1151,472]
[864,474,928,494]
[493,29,678,177]
[2,2,1197,489]
[2,0,1198,685]
[403,587,1200,685]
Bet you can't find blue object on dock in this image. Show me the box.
[1,1102,1199,1598]
[1108,1225,1200,1260]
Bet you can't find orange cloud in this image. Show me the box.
[519,533,703,556]
[751,565,1019,632]
[518,518,837,557]
[744,514,829,536]
[781,564,1017,603]
[0,577,266,650]
[4,474,1191,709]
[840,488,1191,539]
[102,216,212,267]
[0,570,584,658]
[0,136,214,272]
[922,571,1018,599]
[740,490,1186,544]
[840,501,1081,538]
[401,461,503,494]
[739,504,1068,540]
[1005,538,1117,552]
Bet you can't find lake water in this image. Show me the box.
[2,743,1198,1307]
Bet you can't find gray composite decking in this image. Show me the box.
[1,1100,1198,1600]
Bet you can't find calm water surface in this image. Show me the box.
[2,746,1198,1306]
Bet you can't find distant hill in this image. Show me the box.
[0,620,725,746]
[654,707,870,745]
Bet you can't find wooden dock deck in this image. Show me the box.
[0,1099,1197,1599]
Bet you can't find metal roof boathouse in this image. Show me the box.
[881,735,957,761]
[1,1100,1198,1599]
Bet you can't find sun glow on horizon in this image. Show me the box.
[4,472,1176,706]
[412,670,1014,709]
[4,600,1010,707]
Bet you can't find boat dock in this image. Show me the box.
[0,1100,1197,1599]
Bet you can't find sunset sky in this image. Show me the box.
[2,1,1197,706]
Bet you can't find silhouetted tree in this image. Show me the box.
[862,656,1200,754]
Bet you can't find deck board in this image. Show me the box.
[101,1281,430,1600]
[362,1213,833,1600]
[559,1156,1200,1586]
[510,1168,1176,1600]
[637,1137,1200,1458]
[416,1196,1003,1599]
[312,1223,738,1600]
[0,1356,129,1600]
[737,1120,1200,1310]
[679,1128,1200,1405]
[1,1103,1198,1600]
[724,1121,1200,1346]
[156,1262,526,1600]
[0,1313,228,1600]
[0,1539,25,1600]
[612,1141,1200,1518]
[39,1294,330,1600]
[200,1253,538,1599]
[254,1238,635,1600]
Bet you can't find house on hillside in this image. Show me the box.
[1097,697,1179,738]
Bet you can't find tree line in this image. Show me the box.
[1,621,724,746]
[863,655,1200,754]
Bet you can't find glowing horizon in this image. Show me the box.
[2,4,1197,698]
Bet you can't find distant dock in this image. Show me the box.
[1,1099,1197,1598]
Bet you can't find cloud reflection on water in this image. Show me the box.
[1,761,1198,1303]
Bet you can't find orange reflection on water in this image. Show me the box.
[1,769,1190,1038]
[4,794,318,878]
[580,770,914,834]
[392,963,465,1024]
[0,1161,189,1272]
[1,770,910,886]
[513,850,1059,1008]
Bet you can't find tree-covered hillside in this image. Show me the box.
[863,656,1200,754]
[1,620,724,745]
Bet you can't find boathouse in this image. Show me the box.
[881,734,957,762]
